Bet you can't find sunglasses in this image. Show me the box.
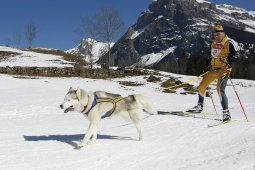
[213,32,224,35]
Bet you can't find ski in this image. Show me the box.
[158,111,216,116]
[157,111,222,121]
[207,120,235,128]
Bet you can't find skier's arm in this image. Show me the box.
[227,42,240,67]
[205,46,212,71]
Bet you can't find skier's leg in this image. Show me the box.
[217,72,231,121]
[189,71,216,112]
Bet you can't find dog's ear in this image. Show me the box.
[69,87,74,92]
[76,88,83,101]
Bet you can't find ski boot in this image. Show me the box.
[222,110,231,121]
[187,104,203,113]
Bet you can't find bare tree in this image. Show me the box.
[77,6,124,67]
[77,16,97,39]
[94,7,124,66]
[25,21,37,49]
[76,16,98,69]
[13,27,22,48]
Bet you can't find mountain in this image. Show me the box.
[100,0,255,79]
[66,38,113,63]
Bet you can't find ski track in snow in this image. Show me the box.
[0,73,255,170]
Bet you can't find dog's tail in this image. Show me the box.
[134,94,157,115]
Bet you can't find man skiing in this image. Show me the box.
[188,24,240,121]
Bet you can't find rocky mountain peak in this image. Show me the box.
[67,38,111,63]
[103,0,255,79]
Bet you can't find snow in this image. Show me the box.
[214,14,237,23]
[195,0,211,3]
[216,4,247,14]
[130,29,144,40]
[66,39,112,63]
[240,19,255,27]
[248,11,255,18]
[155,15,163,20]
[0,70,254,170]
[138,47,177,66]
[195,2,255,34]
[239,19,255,33]
[190,19,209,26]
[245,27,255,34]
[0,46,73,68]
[214,4,255,33]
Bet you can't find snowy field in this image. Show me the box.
[0,72,255,170]
[0,46,73,67]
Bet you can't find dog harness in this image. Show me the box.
[82,94,124,119]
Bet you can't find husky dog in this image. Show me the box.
[60,87,157,147]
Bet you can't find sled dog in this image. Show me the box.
[60,87,157,147]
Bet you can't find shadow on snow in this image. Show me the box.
[23,133,135,148]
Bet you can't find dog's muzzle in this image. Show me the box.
[60,104,74,113]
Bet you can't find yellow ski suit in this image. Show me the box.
[198,35,239,111]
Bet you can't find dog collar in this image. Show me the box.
[81,104,88,113]
[82,95,98,115]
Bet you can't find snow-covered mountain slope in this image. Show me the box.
[194,0,255,33]
[0,46,74,67]
[104,0,255,79]
[66,38,113,63]
[214,3,255,33]
[0,72,254,170]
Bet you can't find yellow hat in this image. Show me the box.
[214,24,224,32]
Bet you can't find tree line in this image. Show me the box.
[5,21,37,49]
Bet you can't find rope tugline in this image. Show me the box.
[166,71,209,89]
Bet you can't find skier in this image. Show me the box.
[188,24,240,121]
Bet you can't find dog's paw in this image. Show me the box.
[74,145,84,150]
[75,141,87,149]
[87,139,96,145]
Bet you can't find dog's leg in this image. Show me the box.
[88,127,98,144]
[128,109,143,141]
[79,113,100,147]
[79,123,96,147]
[135,121,143,141]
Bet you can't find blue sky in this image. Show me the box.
[0,0,254,51]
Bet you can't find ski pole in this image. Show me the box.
[208,90,218,114]
[229,77,249,122]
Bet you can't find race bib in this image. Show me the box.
[211,43,224,58]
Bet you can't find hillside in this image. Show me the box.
[0,46,156,78]
[0,46,74,68]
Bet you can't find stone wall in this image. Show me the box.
[0,66,147,79]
